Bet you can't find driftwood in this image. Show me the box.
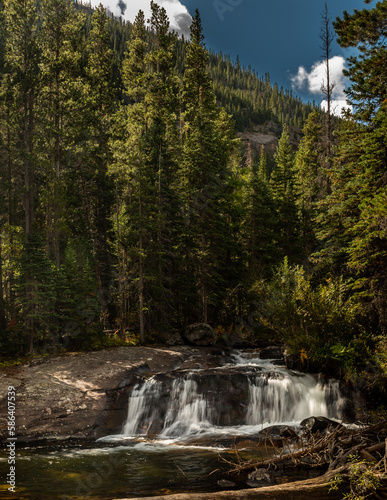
[120,468,346,500]
[221,422,387,477]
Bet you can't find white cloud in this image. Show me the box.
[291,56,351,116]
[320,99,350,117]
[86,0,192,37]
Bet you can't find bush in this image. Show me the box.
[251,258,372,377]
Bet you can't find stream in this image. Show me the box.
[0,350,352,499]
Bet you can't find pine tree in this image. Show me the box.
[38,0,86,266]
[270,126,301,261]
[1,0,40,352]
[76,4,115,301]
[244,147,279,282]
[111,10,149,342]
[315,1,387,335]
[2,0,39,244]
[334,0,387,122]
[179,9,236,323]
[320,1,335,156]
[0,231,6,332]
[295,110,324,259]
[144,1,181,330]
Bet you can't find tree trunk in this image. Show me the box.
[0,231,7,331]
[320,2,335,164]
[127,468,346,500]
[139,172,145,345]
[24,92,35,244]
[201,233,208,323]
[116,198,125,337]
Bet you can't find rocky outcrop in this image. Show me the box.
[0,345,251,443]
[0,347,191,443]
[237,131,279,155]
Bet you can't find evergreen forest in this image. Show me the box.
[0,0,386,388]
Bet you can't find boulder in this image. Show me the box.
[183,323,217,346]
[259,346,284,360]
[300,416,342,433]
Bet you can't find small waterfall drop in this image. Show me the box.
[161,379,213,438]
[120,351,348,442]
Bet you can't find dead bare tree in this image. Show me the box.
[320,2,336,159]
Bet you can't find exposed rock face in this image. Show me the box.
[0,347,190,443]
[184,323,218,346]
[237,131,279,155]
[126,365,262,437]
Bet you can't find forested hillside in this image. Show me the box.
[0,0,386,387]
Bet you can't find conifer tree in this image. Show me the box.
[1,0,40,352]
[244,147,278,282]
[180,9,235,323]
[316,0,387,335]
[145,1,181,329]
[38,0,85,266]
[270,126,301,261]
[320,1,335,156]
[0,231,6,332]
[334,0,387,122]
[295,110,324,259]
[2,0,39,244]
[111,10,149,342]
[112,6,181,340]
[78,4,115,298]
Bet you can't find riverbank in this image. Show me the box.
[0,346,233,443]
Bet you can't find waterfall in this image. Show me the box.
[120,354,348,441]
[246,372,340,425]
[160,379,213,438]
[123,379,163,436]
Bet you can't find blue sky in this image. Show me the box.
[87,0,370,111]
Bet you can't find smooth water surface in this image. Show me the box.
[0,444,242,499]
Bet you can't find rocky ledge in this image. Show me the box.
[0,346,230,444]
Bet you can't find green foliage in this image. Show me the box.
[329,455,382,500]
[0,0,386,384]
[334,0,387,122]
[270,126,301,262]
[253,259,372,376]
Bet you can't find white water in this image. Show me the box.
[117,351,347,443]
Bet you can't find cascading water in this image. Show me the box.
[119,351,348,443]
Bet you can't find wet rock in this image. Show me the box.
[280,426,299,439]
[183,323,217,346]
[217,479,236,488]
[256,425,298,447]
[259,346,284,360]
[300,416,342,433]
[246,468,273,487]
